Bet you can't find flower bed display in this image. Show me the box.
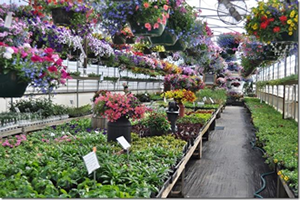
[0,118,187,198]
[244,98,298,196]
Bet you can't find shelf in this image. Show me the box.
[71,75,100,81]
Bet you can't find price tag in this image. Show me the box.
[209,97,215,104]
[82,151,100,174]
[15,107,21,113]
[116,136,131,150]
[4,12,12,28]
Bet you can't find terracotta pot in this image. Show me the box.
[178,103,185,118]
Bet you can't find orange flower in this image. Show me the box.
[143,2,149,8]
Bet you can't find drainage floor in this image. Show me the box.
[182,106,277,198]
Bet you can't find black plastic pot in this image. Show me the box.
[0,72,28,97]
[107,116,132,143]
[51,8,74,26]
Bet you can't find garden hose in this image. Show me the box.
[250,138,275,198]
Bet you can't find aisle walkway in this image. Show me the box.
[183,106,277,198]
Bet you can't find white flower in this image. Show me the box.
[23,43,31,48]
[3,52,12,59]
[5,47,14,54]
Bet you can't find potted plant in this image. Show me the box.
[0,43,71,97]
[245,0,298,43]
[139,111,171,136]
[94,92,147,143]
[217,32,243,54]
[91,90,109,129]
[112,26,135,44]
[127,0,170,37]
[37,0,97,28]
[164,89,196,117]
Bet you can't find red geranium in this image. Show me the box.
[279,15,287,24]
[273,26,281,33]
[260,21,269,29]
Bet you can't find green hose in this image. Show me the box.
[250,139,275,198]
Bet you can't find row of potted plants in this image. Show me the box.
[244,97,298,196]
[256,74,298,89]
[0,118,187,198]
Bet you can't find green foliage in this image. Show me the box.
[177,113,212,125]
[195,88,227,105]
[256,74,298,89]
[9,98,68,118]
[67,104,92,118]
[138,111,171,134]
[0,119,187,198]
[244,97,298,194]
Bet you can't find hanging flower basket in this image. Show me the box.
[278,30,299,42]
[51,8,74,26]
[112,34,127,44]
[0,72,28,97]
[150,29,178,46]
[164,40,187,51]
[128,19,166,37]
[126,37,135,44]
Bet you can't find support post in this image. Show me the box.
[282,85,286,119]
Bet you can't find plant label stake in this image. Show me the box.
[4,12,12,28]
[82,151,100,177]
[15,107,21,113]
[203,97,207,102]
[209,97,215,104]
[116,136,131,161]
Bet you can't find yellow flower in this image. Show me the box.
[291,23,295,27]
[288,32,293,35]
[294,17,298,23]
[290,10,295,18]
[287,19,292,24]
[246,15,251,20]
[288,27,293,31]
[261,11,265,15]
[277,171,282,176]
[267,41,271,44]
[280,175,284,179]
[252,23,258,30]
[259,6,263,11]
[273,159,278,163]
[266,11,270,14]
[284,176,289,182]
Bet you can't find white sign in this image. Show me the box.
[197,102,204,106]
[209,97,215,104]
[116,136,131,150]
[82,151,100,174]
[203,97,207,102]
[4,12,12,28]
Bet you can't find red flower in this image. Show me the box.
[260,21,269,29]
[47,65,58,73]
[273,26,281,33]
[261,16,268,21]
[268,18,274,22]
[31,55,43,62]
[279,15,287,24]
[44,48,54,55]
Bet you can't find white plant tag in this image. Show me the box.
[82,151,100,174]
[116,136,131,150]
[209,97,215,104]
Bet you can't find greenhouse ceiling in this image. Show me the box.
[5,0,258,42]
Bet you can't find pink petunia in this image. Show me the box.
[44,48,54,55]
[163,4,169,11]
[31,55,43,62]
[145,23,152,31]
[153,23,160,29]
[143,2,149,8]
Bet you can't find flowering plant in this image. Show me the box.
[94,92,147,122]
[164,89,196,104]
[128,0,170,32]
[37,0,97,29]
[164,74,204,92]
[0,5,31,47]
[245,0,298,43]
[0,43,71,93]
[217,32,243,51]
